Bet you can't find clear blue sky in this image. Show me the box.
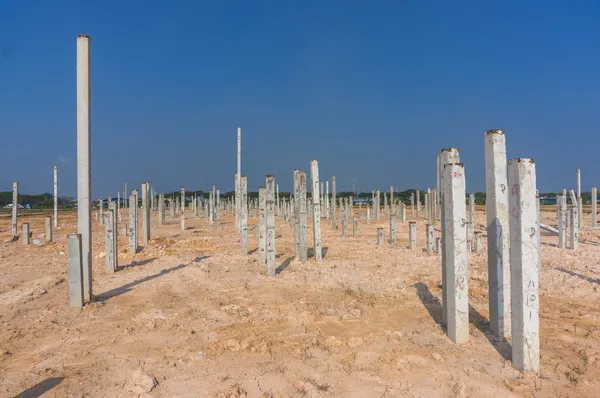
[1,1,598,197]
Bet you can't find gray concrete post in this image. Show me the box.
[299,171,308,263]
[53,166,58,228]
[241,176,248,255]
[474,232,483,253]
[558,191,567,249]
[468,192,475,253]
[237,127,242,229]
[158,194,165,225]
[366,206,371,224]
[180,188,186,231]
[342,216,348,238]
[426,224,434,254]
[408,222,416,250]
[68,234,84,308]
[410,193,415,218]
[593,187,598,227]
[141,183,150,244]
[401,203,406,223]
[440,148,460,327]
[310,161,323,261]
[570,207,579,250]
[77,34,92,302]
[508,158,540,373]
[293,171,300,258]
[325,180,330,218]
[577,168,582,226]
[11,181,18,237]
[416,190,421,217]
[442,162,468,344]
[46,216,52,243]
[377,227,384,246]
[258,187,267,264]
[376,190,381,220]
[129,194,137,254]
[105,209,117,272]
[266,175,276,274]
[22,223,30,245]
[353,216,358,237]
[332,176,337,229]
[99,199,104,225]
[389,214,397,245]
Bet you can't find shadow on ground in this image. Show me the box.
[13,377,64,398]
[412,282,511,361]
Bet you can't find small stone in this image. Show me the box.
[431,353,444,362]
[57,251,65,256]
[224,338,241,351]
[98,252,106,259]
[37,290,47,296]
[348,337,363,348]
[32,239,42,246]
[127,370,158,394]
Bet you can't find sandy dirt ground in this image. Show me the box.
[0,205,599,397]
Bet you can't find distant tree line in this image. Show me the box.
[0,192,73,208]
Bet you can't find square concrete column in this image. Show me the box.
[68,234,84,308]
[440,148,460,327]
[484,129,511,337]
[158,194,165,225]
[129,193,137,254]
[576,168,582,226]
[426,224,434,254]
[558,191,567,249]
[293,171,300,258]
[310,160,323,261]
[266,175,276,275]
[508,158,540,373]
[353,216,358,237]
[53,166,58,228]
[46,216,53,243]
[104,209,117,273]
[332,176,337,229]
[570,207,579,250]
[258,187,267,264]
[442,162,469,344]
[241,176,248,255]
[377,228,384,246]
[22,223,30,245]
[12,181,18,237]
[389,214,397,245]
[592,187,598,228]
[76,34,92,302]
[141,183,150,244]
[408,222,416,249]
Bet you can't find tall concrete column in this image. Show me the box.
[443,162,469,344]
[46,216,53,243]
[22,223,30,245]
[410,193,415,218]
[389,213,396,245]
[129,193,137,254]
[570,207,579,250]
[592,187,597,227]
[53,166,58,228]
[436,153,441,208]
[236,127,242,230]
[298,171,308,263]
[408,222,416,249]
[216,189,221,225]
[576,168,582,226]
[293,171,300,258]
[426,224,434,254]
[141,183,150,245]
[124,182,128,209]
[332,176,337,229]
[76,34,92,302]
[376,190,381,220]
[11,181,18,237]
[310,161,323,261]
[440,148,460,327]
[508,158,540,373]
[241,176,248,255]
[416,190,421,217]
[158,193,165,225]
[325,181,330,218]
[266,175,276,275]
[468,192,475,252]
[484,130,510,337]
[68,234,84,308]
[258,187,267,264]
[377,228,384,246]
[105,209,117,273]
[558,191,567,249]
[353,216,358,237]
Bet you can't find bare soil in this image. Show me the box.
[1,206,599,397]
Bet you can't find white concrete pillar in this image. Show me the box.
[332,176,337,229]
[389,214,397,245]
[440,147,460,327]
[508,158,540,373]
[158,194,165,225]
[377,227,384,246]
[258,187,267,264]
[76,34,92,302]
[416,190,421,217]
[484,128,511,338]
[141,183,150,244]
[442,162,468,344]
[401,203,406,223]
[576,168,582,226]
[410,193,415,218]
[241,176,248,255]
[426,224,434,254]
[353,216,358,237]
[11,181,18,237]
[592,187,597,227]
[325,181,330,218]
[129,193,137,254]
[216,189,221,225]
[104,209,117,273]
[46,216,53,243]
[53,166,58,228]
[266,175,276,275]
[298,172,308,263]
[236,127,242,230]
[342,217,348,238]
[408,222,416,250]
[558,191,567,249]
[474,232,483,253]
[310,160,323,261]
[67,234,84,308]
[570,207,579,250]
[366,206,371,224]
[22,223,30,245]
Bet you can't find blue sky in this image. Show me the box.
[0,1,599,197]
